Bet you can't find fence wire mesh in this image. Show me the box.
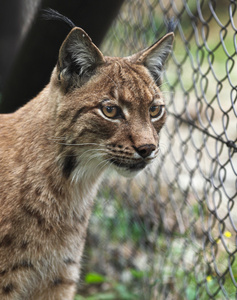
[78,1,237,299]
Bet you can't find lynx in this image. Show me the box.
[0,10,174,300]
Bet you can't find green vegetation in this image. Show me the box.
[75,270,140,300]
[74,185,237,299]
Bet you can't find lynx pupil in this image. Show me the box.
[102,106,118,118]
[150,105,162,118]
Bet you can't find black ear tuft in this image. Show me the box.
[166,18,178,33]
[41,8,76,30]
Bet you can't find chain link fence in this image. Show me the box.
[78,1,237,299]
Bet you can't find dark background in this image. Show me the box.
[0,0,124,113]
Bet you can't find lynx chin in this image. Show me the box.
[0,9,174,300]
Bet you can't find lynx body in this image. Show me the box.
[0,11,174,300]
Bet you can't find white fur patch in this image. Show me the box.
[69,40,97,76]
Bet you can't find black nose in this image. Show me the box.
[135,144,156,158]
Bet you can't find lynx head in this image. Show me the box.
[47,11,174,179]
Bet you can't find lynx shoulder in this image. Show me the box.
[0,10,174,300]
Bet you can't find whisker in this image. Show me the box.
[76,149,109,163]
[71,152,108,183]
[159,81,169,88]
[61,148,109,158]
[94,158,112,174]
[81,152,107,169]
[47,136,107,148]
[52,141,105,147]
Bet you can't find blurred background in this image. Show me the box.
[1,0,236,299]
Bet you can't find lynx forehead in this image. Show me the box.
[0,9,174,300]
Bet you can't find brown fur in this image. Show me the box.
[0,24,173,299]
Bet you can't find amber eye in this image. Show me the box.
[101,106,118,118]
[149,105,164,118]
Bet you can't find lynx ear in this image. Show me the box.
[129,32,174,83]
[58,27,105,86]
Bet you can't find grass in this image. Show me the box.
[74,180,237,299]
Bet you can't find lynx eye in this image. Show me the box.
[101,106,118,118]
[150,105,164,119]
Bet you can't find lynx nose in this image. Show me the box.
[135,144,156,158]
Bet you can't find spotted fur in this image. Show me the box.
[0,12,174,300]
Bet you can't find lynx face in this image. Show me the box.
[60,68,165,178]
[54,27,173,180]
